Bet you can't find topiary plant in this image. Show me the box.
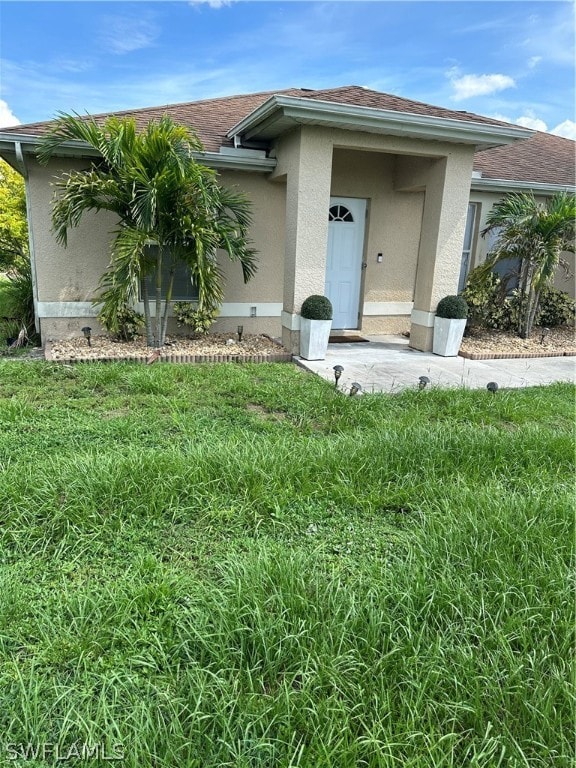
[435,295,468,320]
[300,295,333,320]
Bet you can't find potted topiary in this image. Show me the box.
[433,295,468,356]
[299,295,333,360]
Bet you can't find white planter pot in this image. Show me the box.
[433,317,467,357]
[299,318,332,360]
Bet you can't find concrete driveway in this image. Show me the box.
[296,335,575,393]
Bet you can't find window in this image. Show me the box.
[329,205,354,222]
[458,203,478,292]
[485,226,520,292]
[141,248,199,301]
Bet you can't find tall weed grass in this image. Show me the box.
[0,362,573,766]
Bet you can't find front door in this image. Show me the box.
[325,197,366,329]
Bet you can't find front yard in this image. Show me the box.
[0,362,573,767]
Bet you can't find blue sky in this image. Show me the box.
[1,1,574,138]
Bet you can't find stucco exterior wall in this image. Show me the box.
[29,158,115,304]
[26,157,288,341]
[330,149,424,305]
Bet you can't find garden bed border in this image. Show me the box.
[459,349,576,360]
[44,340,293,365]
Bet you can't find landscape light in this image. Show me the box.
[333,365,344,388]
[81,326,92,347]
[349,382,362,396]
[418,375,430,390]
[237,325,243,342]
[487,381,499,394]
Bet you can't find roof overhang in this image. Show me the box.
[0,133,278,173]
[226,95,533,151]
[471,176,576,195]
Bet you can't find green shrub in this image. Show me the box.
[300,295,333,320]
[98,304,145,341]
[435,294,468,319]
[173,302,219,336]
[2,260,34,330]
[538,287,576,327]
[462,268,518,330]
[463,267,575,331]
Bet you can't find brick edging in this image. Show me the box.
[459,350,576,360]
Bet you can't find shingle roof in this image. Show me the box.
[473,131,575,186]
[2,85,573,187]
[0,85,513,152]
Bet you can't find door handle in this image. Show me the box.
[361,262,368,270]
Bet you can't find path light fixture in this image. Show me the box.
[81,326,92,347]
[349,382,362,397]
[540,327,549,345]
[487,381,499,394]
[333,365,344,388]
[418,375,430,390]
[237,325,243,342]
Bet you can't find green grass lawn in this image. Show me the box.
[0,361,573,767]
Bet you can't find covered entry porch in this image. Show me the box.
[270,125,478,354]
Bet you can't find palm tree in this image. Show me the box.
[481,191,575,338]
[37,114,257,347]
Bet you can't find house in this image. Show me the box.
[0,86,574,352]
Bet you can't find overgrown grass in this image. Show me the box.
[0,361,573,767]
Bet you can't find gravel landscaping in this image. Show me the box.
[46,333,290,362]
[14,325,576,363]
[460,325,575,359]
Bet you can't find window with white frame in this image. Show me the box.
[458,203,478,292]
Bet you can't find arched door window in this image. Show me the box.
[329,205,354,222]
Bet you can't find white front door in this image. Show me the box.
[325,197,366,329]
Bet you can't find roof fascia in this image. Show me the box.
[471,177,576,195]
[227,95,533,149]
[0,134,277,173]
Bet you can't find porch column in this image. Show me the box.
[410,150,475,351]
[279,128,333,353]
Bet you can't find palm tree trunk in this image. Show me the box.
[155,247,163,347]
[141,279,153,346]
[526,288,541,338]
[161,267,175,347]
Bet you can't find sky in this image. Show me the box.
[0,0,574,139]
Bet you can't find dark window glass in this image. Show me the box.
[141,248,198,301]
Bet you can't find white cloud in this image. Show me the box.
[515,112,548,132]
[0,99,20,127]
[189,0,231,7]
[99,17,159,55]
[449,71,516,101]
[551,120,576,140]
[527,56,542,69]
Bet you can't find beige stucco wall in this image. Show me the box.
[214,170,285,305]
[25,157,287,341]
[330,149,424,305]
[29,157,114,304]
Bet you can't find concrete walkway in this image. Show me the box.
[296,335,575,393]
